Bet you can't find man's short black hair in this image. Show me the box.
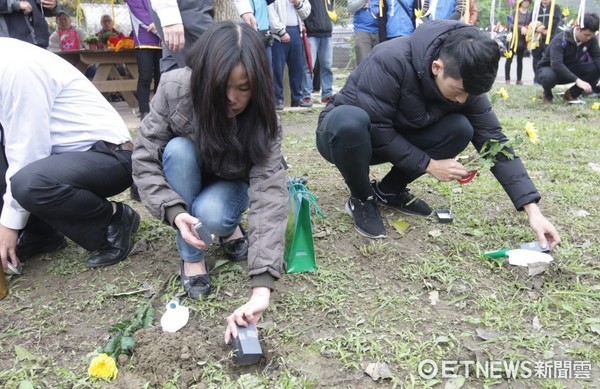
[581,13,599,33]
[438,28,500,95]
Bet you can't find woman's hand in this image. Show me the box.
[426,158,469,182]
[146,22,158,35]
[19,1,32,14]
[41,0,57,10]
[173,213,208,250]
[224,287,271,344]
[523,203,561,251]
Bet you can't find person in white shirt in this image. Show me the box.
[0,38,140,274]
[149,0,261,72]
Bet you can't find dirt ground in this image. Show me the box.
[0,110,380,388]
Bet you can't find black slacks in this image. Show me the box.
[316,105,473,199]
[1,135,132,251]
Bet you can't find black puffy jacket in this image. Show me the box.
[304,0,332,36]
[319,20,540,210]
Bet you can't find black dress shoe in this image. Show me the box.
[130,183,141,202]
[219,225,248,262]
[16,230,67,262]
[86,203,140,267]
[180,261,211,299]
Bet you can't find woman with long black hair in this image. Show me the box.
[133,21,287,342]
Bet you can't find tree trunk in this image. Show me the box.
[214,0,239,22]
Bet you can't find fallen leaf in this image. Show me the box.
[543,350,555,360]
[589,163,600,174]
[565,127,576,132]
[476,328,499,341]
[429,290,439,306]
[445,375,465,389]
[452,188,463,194]
[428,229,442,238]
[363,362,393,380]
[391,220,410,234]
[14,345,38,361]
[589,323,600,335]
[532,315,542,332]
[17,382,34,389]
[576,209,590,217]
[435,336,451,344]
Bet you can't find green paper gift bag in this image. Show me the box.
[284,180,323,273]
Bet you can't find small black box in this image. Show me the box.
[435,209,453,223]
[232,324,263,365]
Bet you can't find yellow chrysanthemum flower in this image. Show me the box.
[562,8,569,17]
[592,102,600,110]
[497,87,509,101]
[525,122,538,144]
[89,353,118,381]
[414,8,423,18]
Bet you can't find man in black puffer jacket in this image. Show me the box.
[537,13,600,103]
[316,20,560,252]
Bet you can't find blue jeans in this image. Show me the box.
[271,26,304,103]
[162,137,249,262]
[302,36,333,99]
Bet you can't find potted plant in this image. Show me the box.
[83,35,99,50]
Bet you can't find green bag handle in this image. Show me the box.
[288,181,325,219]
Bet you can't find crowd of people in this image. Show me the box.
[0,0,599,342]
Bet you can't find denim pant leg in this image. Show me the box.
[302,36,318,98]
[287,26,305,103]
[162,137,205,262]
[316,36,334,98]
[192,180,249,240]
[272,39,289,102]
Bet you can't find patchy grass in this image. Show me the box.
[1,83,599,388]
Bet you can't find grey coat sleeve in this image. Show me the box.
[132,73,190,225]
[246,127,288,283]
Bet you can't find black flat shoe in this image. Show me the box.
[86,203,140,267]
[16,230,67,262]
[180,261,211,299]
[219,225,248,262]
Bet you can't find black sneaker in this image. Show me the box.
[345,196,386,238]
[371,180,432,217]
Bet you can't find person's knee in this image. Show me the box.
[322,106,371,141]
[537,68,557,87]
[194,197,243,237]
[10,168,50,211]
[163,137,196,164]
[447,114,474,145]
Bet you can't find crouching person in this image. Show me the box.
[0,38,140,274]
[132,21,288,343]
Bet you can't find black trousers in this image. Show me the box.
[0,134,133,251]
[316,105,473,199]
[505,46,526,81]
[538,62,600,99]
[136,48,162,114]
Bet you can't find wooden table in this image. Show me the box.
[54,49,139,108]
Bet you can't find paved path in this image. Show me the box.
[496,56,536,85]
